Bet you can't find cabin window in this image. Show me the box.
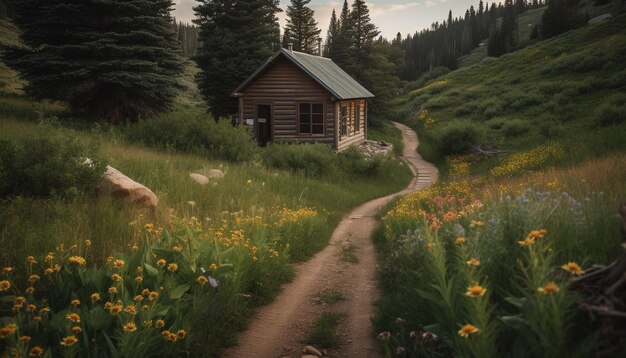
[340,105,348,137]
[299,103,324,134]
[354,103,361,133]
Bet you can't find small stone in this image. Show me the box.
[207,169,225,179]
[322,349,328,356]
[302,355,319,358]
[189,173,209,185]
[304,345,322,357]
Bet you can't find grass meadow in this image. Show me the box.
[0,91,411,356]
[374,7,626,357]
[374,154,626,357]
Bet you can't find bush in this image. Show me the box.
[432,120,485,156]
[122,111,258,163]
[262,143,337,178]
[337,146,386,178]
[539,120,563,139]
[0,134,106,199]
[502,119,532,137]
[595,94,626,127]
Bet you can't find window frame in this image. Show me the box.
[298,102,325,135]
[340,104,348,138]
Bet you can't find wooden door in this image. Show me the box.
[257,104,272,146]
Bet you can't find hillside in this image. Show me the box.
[397,12,626,174]
[0,17,23,95]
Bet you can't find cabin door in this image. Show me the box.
[256,104,272,146]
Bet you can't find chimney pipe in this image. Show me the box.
[288,43,293,52]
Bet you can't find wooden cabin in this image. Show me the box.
[231,48,374,151]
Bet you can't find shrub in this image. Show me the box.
[337,146,386,178]
[122,111,258,163]
[432,120,485,156]
[262,143,337,178]
[539,120,563,139]
[595,94,626,127]
[502,119,532,137]
[0,134,106,199]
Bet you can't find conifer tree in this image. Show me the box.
[3,0,183,123]
[324,9,339,57]
[283,0,321,54]
[330,0,353,70]
[194,0,281,118]
[350,0,379,75]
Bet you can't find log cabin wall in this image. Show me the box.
[240,56,336,146]
[337,99,367,152]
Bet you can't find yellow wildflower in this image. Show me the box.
[66,313,81,323]
[518,237,536,247]
[45,253,54,262]
[466,258,480,266]
[537,282,560,295]
[113,259,125,269]
[465,284,487,298]
[123,322,137,332]
[108,287,118,294]
[142,288,150,296]
[26,256,37,264]
[156,259,166,267]
[39,307,50,315]
[177,330,187,339]
[197,276,208,285]
[124,305,137,315]
[156,319,165,328]
[72,326,82,334]
[111,274,122,282]
[425,242,434,250]
[19,335,31,342]
[167,263,178,272]
[2,267,14,274]
[28,274,40,282]
[470,220,485,228]
[209,263,217,270]
[0,280,10,292]
[26,286,35,294]
[149,291,159,301]
[90,293,101,302]
[27,304,36,312]
[458,324,480,338]
[0,323,18,338]
[15,296,26,304]
[44,268,54,275]
[30,346,44,356]
[135,276,143,284]
[68,256,86,266]
[527,229,547,240]
[71,299,80,306]
[561,262,584,276]
[60,335,78,347]
[133,295,143,302]
[85,240,92,247]
[455,237,466,245]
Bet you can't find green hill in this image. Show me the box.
[0,17,23,95]
[398,12,626,175]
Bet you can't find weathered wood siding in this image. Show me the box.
[240,56,335,145]
[337,99,367,151]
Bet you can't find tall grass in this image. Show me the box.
[374,154,626,357]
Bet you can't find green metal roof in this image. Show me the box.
[233,48,374,100]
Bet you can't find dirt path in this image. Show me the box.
[221,122,438,358]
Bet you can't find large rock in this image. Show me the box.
[207,169,225,179]
[189,173,209,185]
[99,165,158,210]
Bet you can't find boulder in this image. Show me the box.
[207,169,225,179]
[99,165,158,210]
[189,173,209,185]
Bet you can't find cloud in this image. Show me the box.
[368,3,420,18]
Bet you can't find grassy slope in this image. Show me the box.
[0,18,23,95]
[399,12,626,172]
[0,17,411,263]
[458,7,547,69]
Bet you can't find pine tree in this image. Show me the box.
[330,0,353,70]
[541,0,578,38]
[194,0,281,118]
[323,9,338,57]
[3,0,184,123]
[283,0,321,54]
[350,0,379,75]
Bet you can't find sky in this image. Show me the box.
[172,0,480,39]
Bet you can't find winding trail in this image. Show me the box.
[221,122,438,358]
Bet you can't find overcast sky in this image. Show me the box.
[172,0,480,39]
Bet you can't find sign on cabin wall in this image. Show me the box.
[245,118,254,126]
[258,118,267,123]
